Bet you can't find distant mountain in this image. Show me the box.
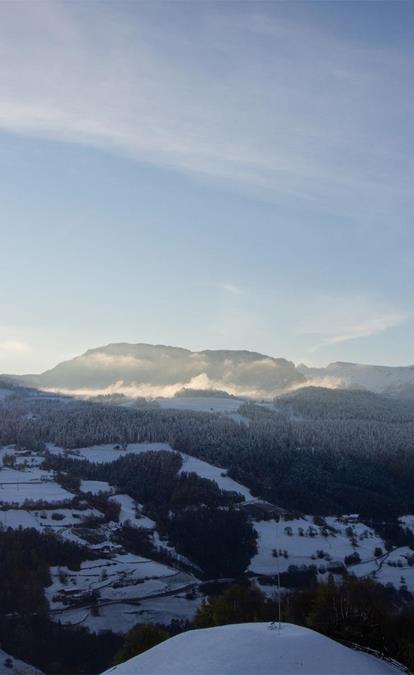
[298,361,414,396]
[10,343,305,399]
[7,346,414,401]
[103,622,399,675]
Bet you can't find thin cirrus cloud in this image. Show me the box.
[0,1,413,218]
[305,309,409,354]
[320,312,409,347]
[219,282,242,296]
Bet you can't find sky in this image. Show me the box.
[1,0,414,374]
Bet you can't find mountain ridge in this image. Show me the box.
[5,343,304,399]
[4,343,414,399]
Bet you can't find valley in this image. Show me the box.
[1,367,414,673]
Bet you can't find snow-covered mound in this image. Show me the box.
[103,622,403,675]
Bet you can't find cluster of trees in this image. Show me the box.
[45,451,255,578]
[112,524,178,568]
[45,450,183,505]
[370,518,414,550]
[2,392,414,516]
[0,614,121,674]
[0,528,121,674]
[259,564,318,590]
[110,577,414,671]
[114,624,168,665]
[193,579,414,672]
[167,507,257,578]
[285,576,414,670]
[271,386,414,422]
[3,391,414,673]
[0,528,97,615]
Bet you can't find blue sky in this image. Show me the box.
[1,0,413,373]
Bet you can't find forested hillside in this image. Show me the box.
[1,386,414,673]
[1,389,414,515]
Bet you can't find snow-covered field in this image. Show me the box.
[353,546,414,590]
[250,515,414,595]
[0,506,101,531]
[53,592,201,635]
[157,396,245,414]
[109,494,156,529]
[47,554,199,633]
[2,439,414,637]
[250,516,385,576]
[103,622,404,675]
[178,454,253,500]
[0,446,44,467]
[0,466,74,505]
[47,442,174,464]
[80,480,113,495]
[48,442,254,500]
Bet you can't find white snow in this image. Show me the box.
[0,446,17,461]
[178,454,253,500]
[400,515,414,533]
[0,648,44,674]
[352,546,414,590]
[47,554,196,607]
[157,396,245,414]
[0,467,53,483]
[80,480,113,495]
[47,442,174,464]
[109,494,156,529]
[48,551,199,633]
[103,622,403,675]
[54,593,200,635]
[0,467,74,505]
[48,443,253,501]
[299,362,414,394]
[0,509,42,530]
[0,507,102,531]
[250,516,385,576]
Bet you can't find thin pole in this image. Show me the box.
[276,514,281,630]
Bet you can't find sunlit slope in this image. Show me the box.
[11,343,305,398]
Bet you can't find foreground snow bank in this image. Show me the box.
[103,622,403,675]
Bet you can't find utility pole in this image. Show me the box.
[269,513,282,632]
[276,514,281,630]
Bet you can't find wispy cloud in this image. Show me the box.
[317,312,408,347]
[299,297,409,353]
[218,282,242,296]
[0,1,413,217]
